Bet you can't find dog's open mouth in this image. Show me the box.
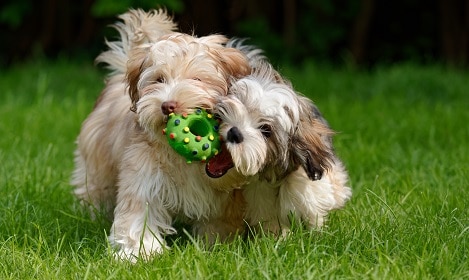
[205,143,234,178]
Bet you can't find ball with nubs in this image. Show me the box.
[163,108,221,163]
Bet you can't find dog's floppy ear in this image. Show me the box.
[216,47,251,79]
[291,100,335,180]
[126,47,150,112]
[201,35,251,81]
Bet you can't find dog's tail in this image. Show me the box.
[96,9,177,74]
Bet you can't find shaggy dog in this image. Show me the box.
[210,41,352,235]
[72,9,251,262]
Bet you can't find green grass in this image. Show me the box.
[1,60,468,279]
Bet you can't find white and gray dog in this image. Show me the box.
[209,41,352,235]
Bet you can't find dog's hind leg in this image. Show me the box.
[278,164,351,229]
[71,149,117,218]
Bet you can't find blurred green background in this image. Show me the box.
[1,0,468,67]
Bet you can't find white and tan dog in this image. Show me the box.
[71,9,251,262]
[210,41,352,235]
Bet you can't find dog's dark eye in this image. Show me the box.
[259,124,272,138]
[155,76,165,83]
[192,77,201,82]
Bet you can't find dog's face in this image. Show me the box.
[126,33,250,140]
[210,64,335,181]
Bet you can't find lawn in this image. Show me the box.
[0,60,467,279]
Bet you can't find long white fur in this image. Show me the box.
[97,9,177,74]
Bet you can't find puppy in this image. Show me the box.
[71,9,251,262]
[212,41,352,234]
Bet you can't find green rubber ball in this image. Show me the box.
[163,108,221,163]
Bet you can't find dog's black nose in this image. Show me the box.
[161,101,177,115]
[227,126,244,144]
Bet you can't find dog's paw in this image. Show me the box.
[112,246,140,263]
[111,238,168,263]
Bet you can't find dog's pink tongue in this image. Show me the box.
[205,144,234,178]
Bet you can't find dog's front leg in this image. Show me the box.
[192,189,246,245]
[109,196,170,262]
[109,144,173,262]
[243,182,283,235]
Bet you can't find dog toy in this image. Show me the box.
[163,108,221,163]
